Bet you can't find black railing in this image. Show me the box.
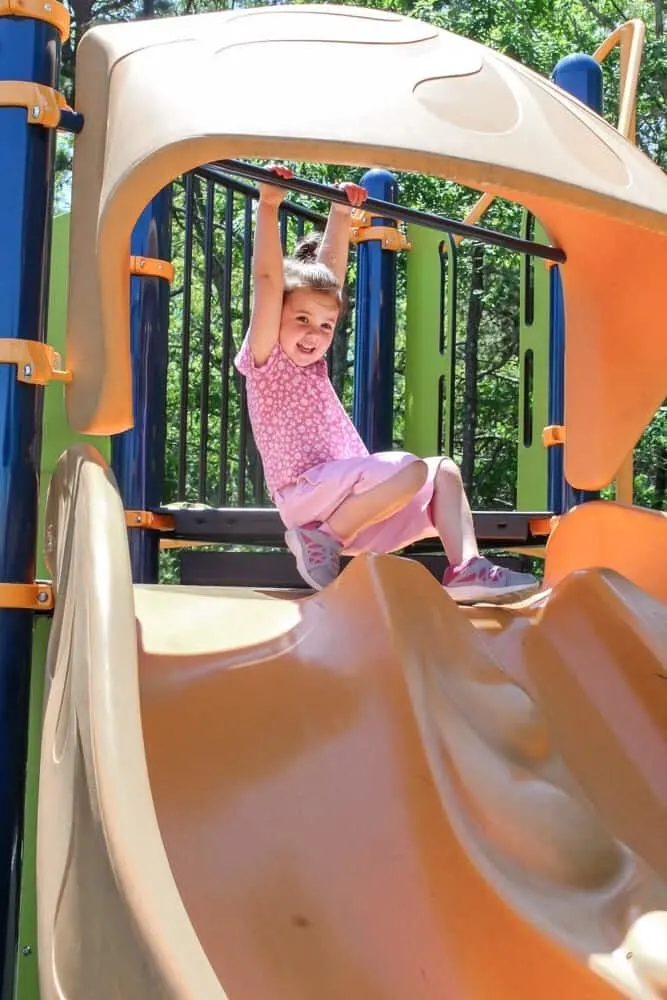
[166,167,328,508]
[166,166,523,514]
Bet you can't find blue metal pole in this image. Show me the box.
[550,54,603,511]
[0,12,59,995]
[353,169,398,451]
[111,190,172,583]
[547,264,566,513]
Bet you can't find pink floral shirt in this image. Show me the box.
[235,335,368,498]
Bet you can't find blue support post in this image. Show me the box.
[547,264,566,513]
[353,169,398,451]
[111,190,172,583]
[0,12,59,994]
[549,54,603,512]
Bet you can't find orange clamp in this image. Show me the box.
[0,582,53,611]
[0,81,72,128]
[542,425,566,447]
[528,517,554,538]
[350,225,411,252]
[350,208,379,227]
[125,510,175,532]
[0,0,69,41]
[130,256,174,283]
[0,340,71,386]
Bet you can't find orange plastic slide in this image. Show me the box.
[36,446,667,1000]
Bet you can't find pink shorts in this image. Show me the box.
[273,452,443,556]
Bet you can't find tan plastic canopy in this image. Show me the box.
[67,3,667,490]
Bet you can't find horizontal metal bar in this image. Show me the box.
[218,159,566,263]
[196,163,327,225]
[164,506,552,547]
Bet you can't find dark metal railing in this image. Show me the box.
[166,164,524,515]
[166,168,328,508]
[219,159,566,263]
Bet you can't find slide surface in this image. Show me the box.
[37,447,667,1000]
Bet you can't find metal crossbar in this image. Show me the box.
[218,159,566,264]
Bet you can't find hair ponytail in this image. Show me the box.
[293,233,322,263]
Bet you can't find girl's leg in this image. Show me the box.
[285,458,428,591]
[431,459,539,602]
[327,459,428,545]
[430,459,480,566]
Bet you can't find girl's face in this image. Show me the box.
[279,289,339,366]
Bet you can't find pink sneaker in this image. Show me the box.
[285,527,342,591]
[443,556,539,604]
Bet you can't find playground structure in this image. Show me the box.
[0,4,666,1000]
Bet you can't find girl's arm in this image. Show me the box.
[247,166,292,366]
[317,182,368,286]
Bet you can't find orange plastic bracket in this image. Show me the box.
[125,510,175,532]
[130,256,175,283]
[350,208,378,227]
[0,81,72,128]
[350,225,411,252]
[0,582,53,611]
[0,340,71,386]
[542,424,566,447]
[528,517,553,537]
[0,0,69,40]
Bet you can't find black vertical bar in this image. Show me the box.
[443,237,457,456]
[219,186,234,506]
[198,179,214,502]
[238,195,253,506]
[279,206,288,252]
[178,173,194,498]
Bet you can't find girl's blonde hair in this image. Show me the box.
[283,232,347,314]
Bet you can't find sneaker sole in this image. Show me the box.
[445,580,541,605]
[285,529,330,591]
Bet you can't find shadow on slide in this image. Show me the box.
[36,446,667,1000]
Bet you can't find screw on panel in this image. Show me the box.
[23,364,32,378]
[30,106,40,120]
[21,945,31,957]
[37,590,49,604]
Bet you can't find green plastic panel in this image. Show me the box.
[39,214,109,525]
[404,225,456,457]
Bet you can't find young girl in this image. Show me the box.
[235,164,538,603]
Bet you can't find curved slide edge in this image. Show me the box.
[36,444,226,1000]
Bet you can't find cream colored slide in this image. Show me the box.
[37,446,667,1000]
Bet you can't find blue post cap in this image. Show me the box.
[359,169,397,224]
[552,53,603,114]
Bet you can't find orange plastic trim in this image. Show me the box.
[349,225,411,252]
[350,208,379,227]
[542,424,566,447]
[0,81,71,128]
[129,256,175,283]
[0,340,71,386]
[528,517,553,537]
[125,510,175,531]
[0,582,53,611]
[0,0,69,41]
[593,20,645,141]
